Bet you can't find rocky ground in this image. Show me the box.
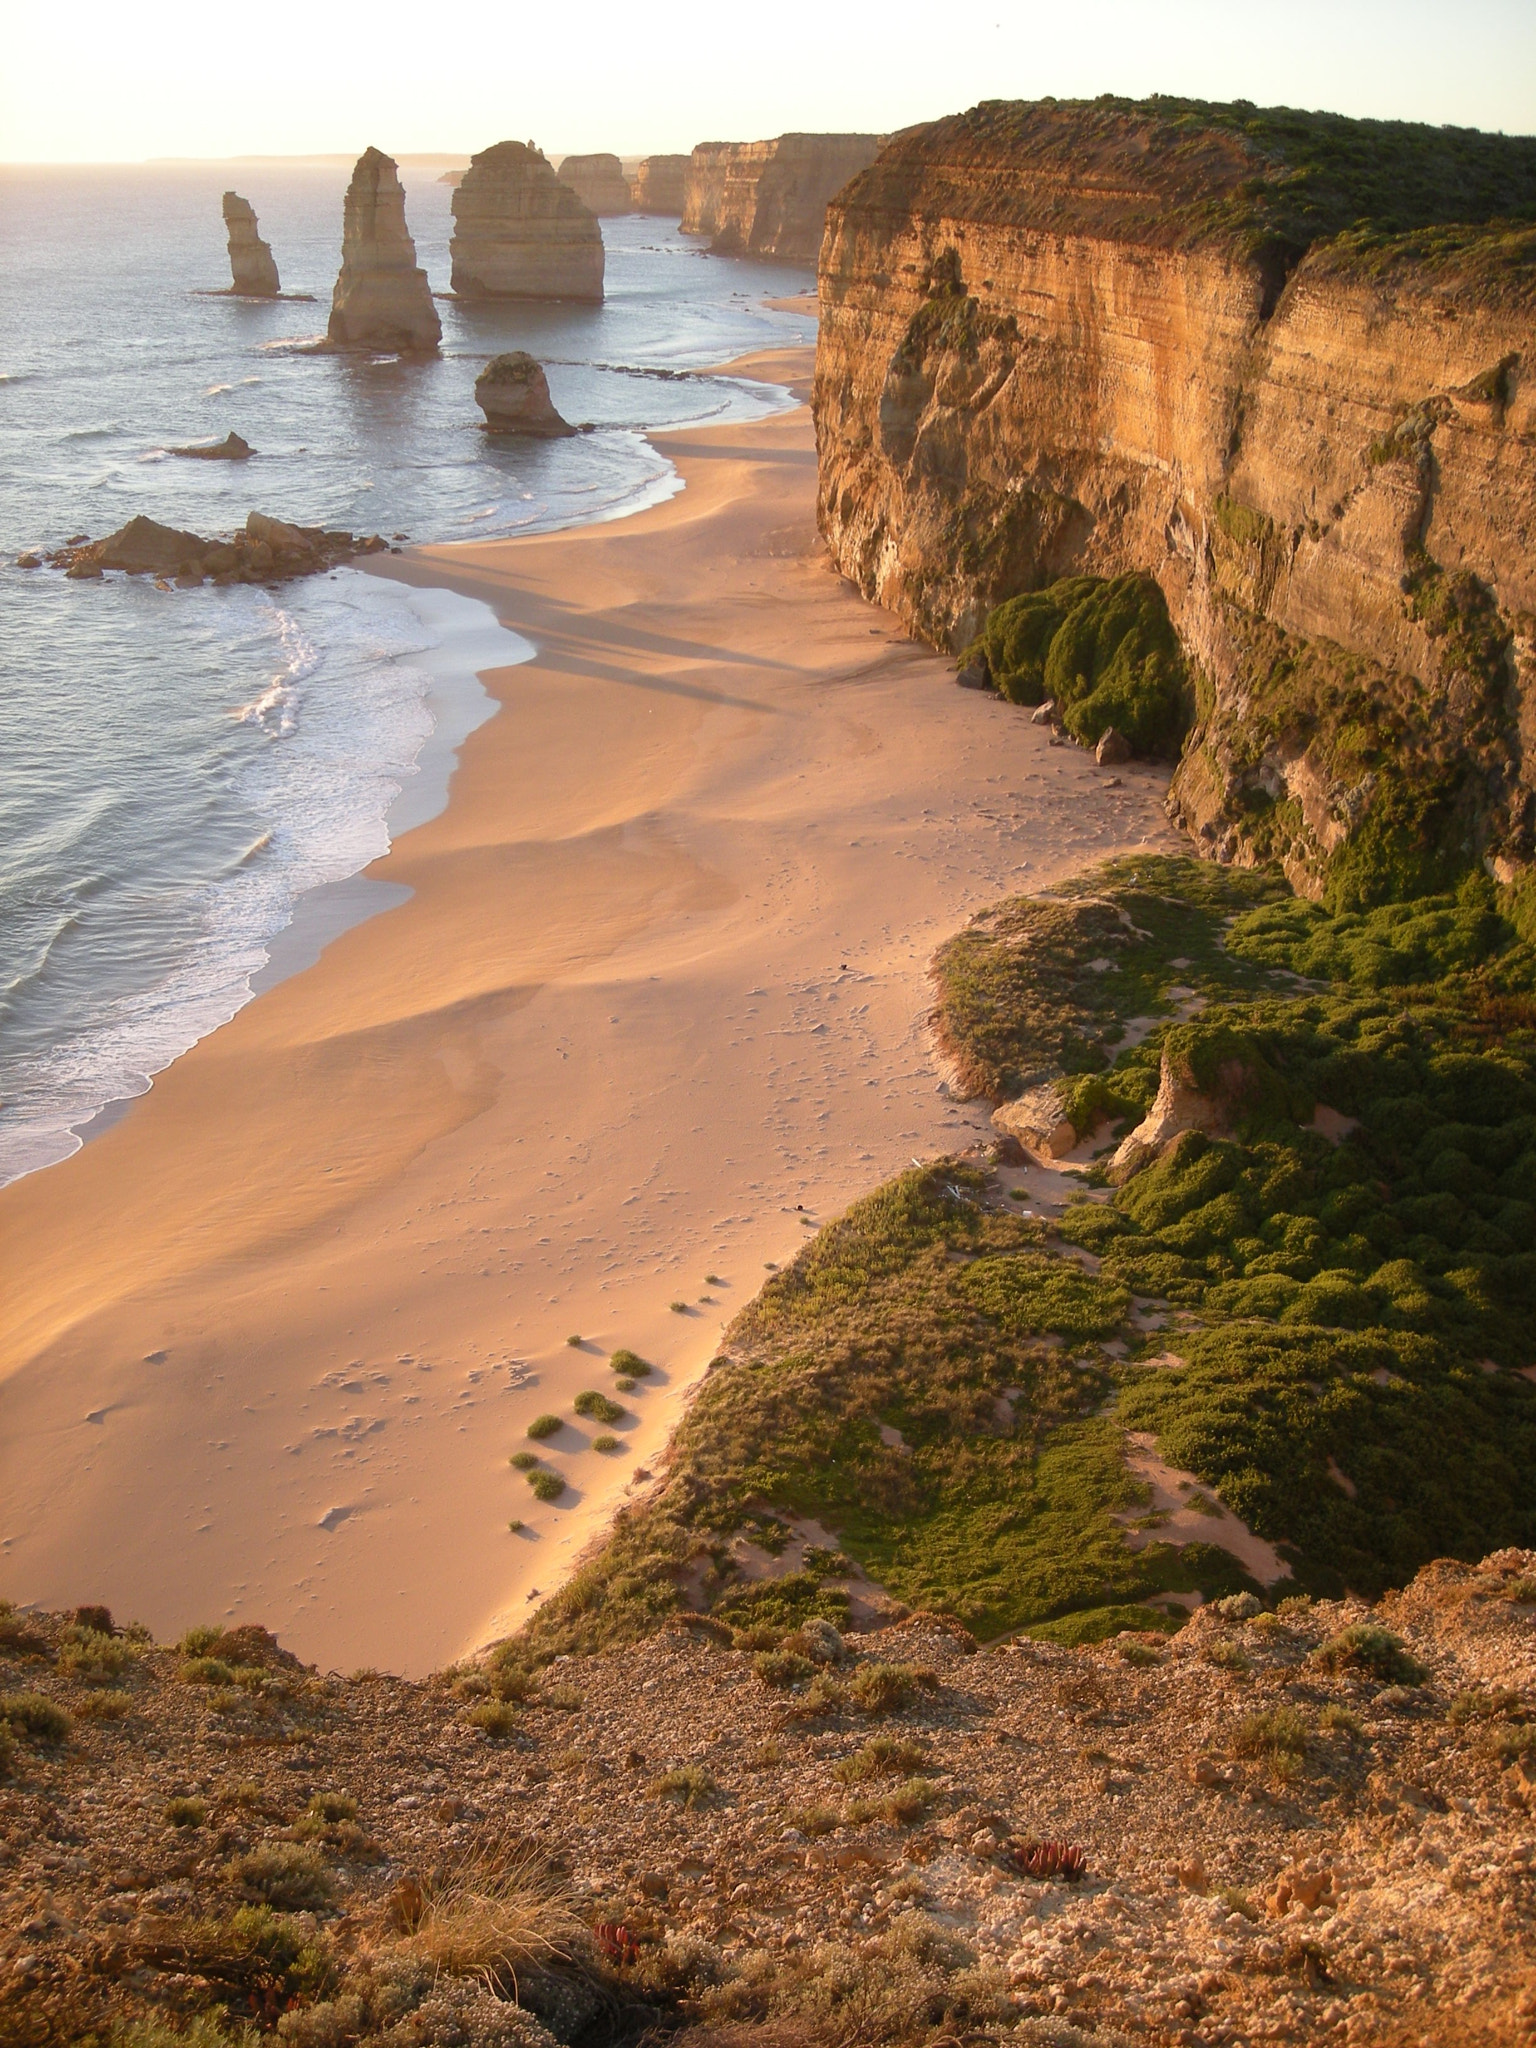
[2,1551,1534,2046]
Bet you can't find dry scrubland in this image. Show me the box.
[2,1557,1535,2048]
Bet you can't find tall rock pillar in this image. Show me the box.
[222,192,280,296]
[327,148,442,351]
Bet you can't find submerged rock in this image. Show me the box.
[326,147,441,352]
[49,512,386,585]
[222,192,280,296]
[474,353,575,437]
[450,142,603,302]
[168,431,253,461]
[555,151,631,215]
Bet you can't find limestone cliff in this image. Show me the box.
[816,100,1536,898]
[221,192,279,296]
[556,151,632,215]
[326,147,441,352]
[682,133,880,264]
[450,142,604,302]
[629,153,689,214]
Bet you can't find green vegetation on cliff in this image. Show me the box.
[967,573,1192,757]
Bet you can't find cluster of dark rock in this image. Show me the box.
[29,513,388,586]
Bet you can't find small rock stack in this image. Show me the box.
[629,154,689,214]
[474,353,575,437]
[222,192,280,295]
[326,148,442,352]
[450,142,604,302]
[555,151,632,216]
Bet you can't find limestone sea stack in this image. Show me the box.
[222,192,280,296]
[474,352,575,436]
[681,134,881,263]
[629,154,689,214]
[556,152,632,215]
[326,148,441,352]
[450,142,603,302]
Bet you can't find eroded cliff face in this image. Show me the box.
[450,142,603,302]
[683,133,880,264]
[816,101,1536,895]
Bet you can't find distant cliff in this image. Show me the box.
[630,153,689,214]
[816,100,1536,900]
[682,133,880,265]
[556,151,632,216]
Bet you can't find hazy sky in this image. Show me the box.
[4,0,1533,162]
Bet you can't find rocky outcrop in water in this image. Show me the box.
[221,192,280,296]
[682,133,881,264]
[168,432,252,461]
[450,142,604,302]
[326,147,441,352]
[49,512,386,584]
[556,151,631,215]
[629,154,689,214]
[474,352,575,436]
[815,99,1536,895]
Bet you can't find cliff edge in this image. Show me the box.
[816,99,1536,901]
[683,132,881,265]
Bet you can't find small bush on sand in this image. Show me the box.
[834,1736,929,1783]
[574,1390,624,1424]
[529,1471,566,1503]
[526,1414,562,1441]
[1234,1706,1309,1772]
[591,1434,622,1454]
[1313,1624,1428,1686]
[509,1451,538,1470]
[754,1650,814,1689]
[847,1663,937,1715]
[1,1692,71,1743]
[73,1688,133,1721]
[165,1796,207,1828]
[180,1656,237,1687]
[388,1834,581,1985]
[466,1700,519,1738]
[848,1775,939,1826]
[669,1301,689,1314]
[650,1764,718,1809]
[609,1350,652,1377]
[508,1518,525,1534]
[230,1843,335,1912]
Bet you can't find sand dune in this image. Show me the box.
[0,348,1179,1674]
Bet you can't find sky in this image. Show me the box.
[2,0,1533,162]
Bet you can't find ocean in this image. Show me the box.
[0,162,814,1185]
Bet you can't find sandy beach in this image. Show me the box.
[0,347,1179,1676]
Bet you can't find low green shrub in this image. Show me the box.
[609,1349,653,1376]
[510,1451,539,1470]
[180,1656,237,1687]
[229,1843,334,1911]
[650,1764,718,1808]
[529,1471,566,1502]
[465,1700,519,1737]
[753,1650,815,1689]
[575,1390,624,1424]
[1,1691,70,1742]
[1313,1624,1428,1685]
[834,1736,930,1783]
[846,1663,937,1715]
[526,1414,562,1441]
[165,1796,207,1827]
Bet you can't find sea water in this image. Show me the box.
[0,163,815,1183]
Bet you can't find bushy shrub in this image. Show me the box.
[529,1471,566,1503]
[1,1691,70,1742]
[230,1844,335,1911]
[574,1390,624,1424]
[1313,1623,1428,1685]
[526,1414,562,1441]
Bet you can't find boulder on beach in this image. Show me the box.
[474,353,575,437]
[555,151,632,216]
[326,148,442,352]
[168,432,253,461]
[222,192,280,296]
[450,142,604,302]
[49,512,387,586]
